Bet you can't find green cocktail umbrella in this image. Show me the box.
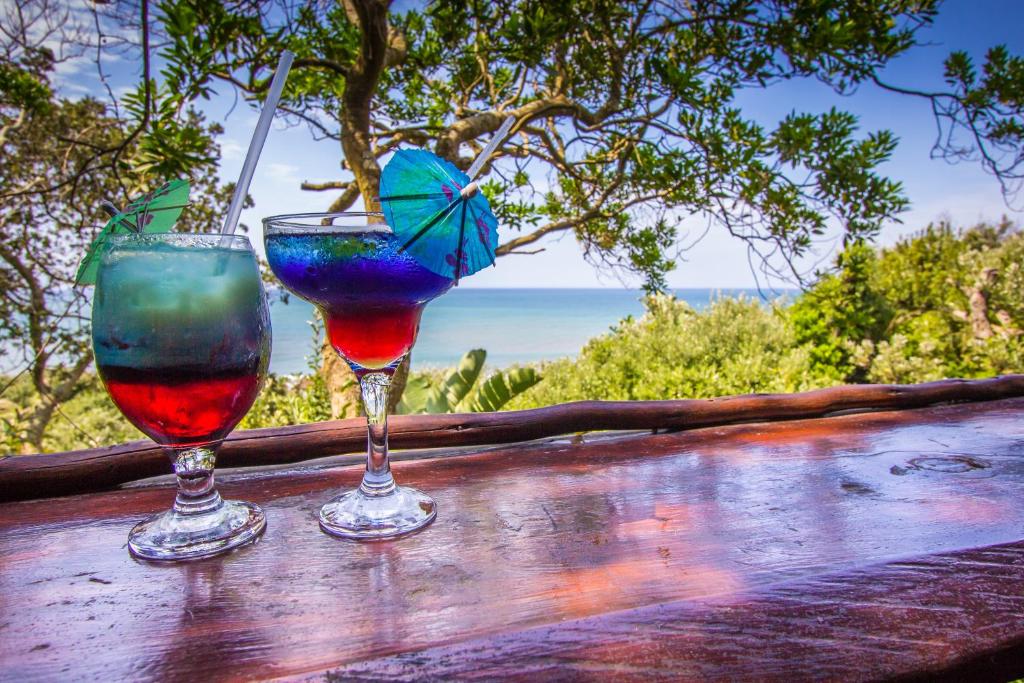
[75,179,190,285]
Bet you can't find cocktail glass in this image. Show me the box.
[92,233,271,560]
[263,212,453,540]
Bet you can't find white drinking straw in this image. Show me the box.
[220,50,295,235]
[465,115,516,181]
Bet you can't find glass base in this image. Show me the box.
[128,499,266,561]
[319,485,436,540]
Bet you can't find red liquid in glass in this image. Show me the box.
[326,305,424,369]
[100,365,261,447]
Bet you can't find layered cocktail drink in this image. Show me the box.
[264,213,452,539]
[93,233,271,560]
[265,226,451,372]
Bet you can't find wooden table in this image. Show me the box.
[3,392,1024,680]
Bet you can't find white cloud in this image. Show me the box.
[265,162,300,183]
[220,139,245,161]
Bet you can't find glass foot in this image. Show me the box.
[128,499,266,561]
[319,485,436,540]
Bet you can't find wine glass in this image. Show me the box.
[263,212,453,540]
[92,233,271,560]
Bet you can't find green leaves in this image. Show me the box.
[147,0,1024,293]
[441,349,487,409]
[931,43,1024,187]
[507,295,822,408]
[398,374,448,415]
[0,11,234,450]
[397,349,541,414]
[0,62,51,113]
[791,220,1024,383]
[121,81,219,177]
[158,1,269,102]
[462,367,542,413]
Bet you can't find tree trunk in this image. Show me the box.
[319,346,411,418]
[21,354,93,453]
[339,0,389,213]
[320,345,359,419]
[388,354,411,413]
[21,401,56,454]
[962,268,998,340]
[320,0,407,412]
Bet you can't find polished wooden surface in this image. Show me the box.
[4,375,1023,501]
[334,540,1024,682]
[3,397,1024,680]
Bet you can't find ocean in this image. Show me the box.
[269,288,786,375]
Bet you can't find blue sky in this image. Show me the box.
[59,0,1024,289]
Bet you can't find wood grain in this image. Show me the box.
[2,374,1023,501]
[1,397,1024,681]
[329,540,1024,682]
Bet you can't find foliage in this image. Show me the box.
[789,241,892,381]
[153,0,1022,290]
[5,220,1023,454]
[513,220,1024,409]
[241,312,334,428]
[239,373,333,429]
[508,295,829,409]
[397,349,540,414]
[4,218,1023,454]
[149,0,1024,420]
[0,372,141,454]
[0,0,232,451]
[791,219,1024,384]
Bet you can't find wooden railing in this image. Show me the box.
[2,374,1023,502]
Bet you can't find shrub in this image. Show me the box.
[509,294,832,409]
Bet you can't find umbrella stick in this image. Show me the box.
[400,200,462,251]
[455,201,467,283]
[378,192,447,202]
[466,115,516,180]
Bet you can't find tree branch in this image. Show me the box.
[434,95,608,162]
[327,182,361,212]
[0,242,47,394]
[496,214,595,255]
[292,57,349,78]
[301,180,350,191]
[0,108,25,149]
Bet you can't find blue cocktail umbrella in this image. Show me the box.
[76,179,191,285]
[379,117,515,282]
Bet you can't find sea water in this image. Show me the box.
[268,287,788,374]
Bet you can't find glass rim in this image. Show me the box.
[262,211,392,233]
[103,232,254,251]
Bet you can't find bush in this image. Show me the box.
[793,219,1024,383]
[239,373,333,429]
[6,220,1023,453]
[509,294,833,409]
[397,349,541,414]
[0,373,141,454]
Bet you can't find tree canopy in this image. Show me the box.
[156,0,1024,289]
[4,0,1024,451]
[0,0,230,449]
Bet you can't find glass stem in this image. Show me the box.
[359,372,396,496]
[168,445,224,516]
